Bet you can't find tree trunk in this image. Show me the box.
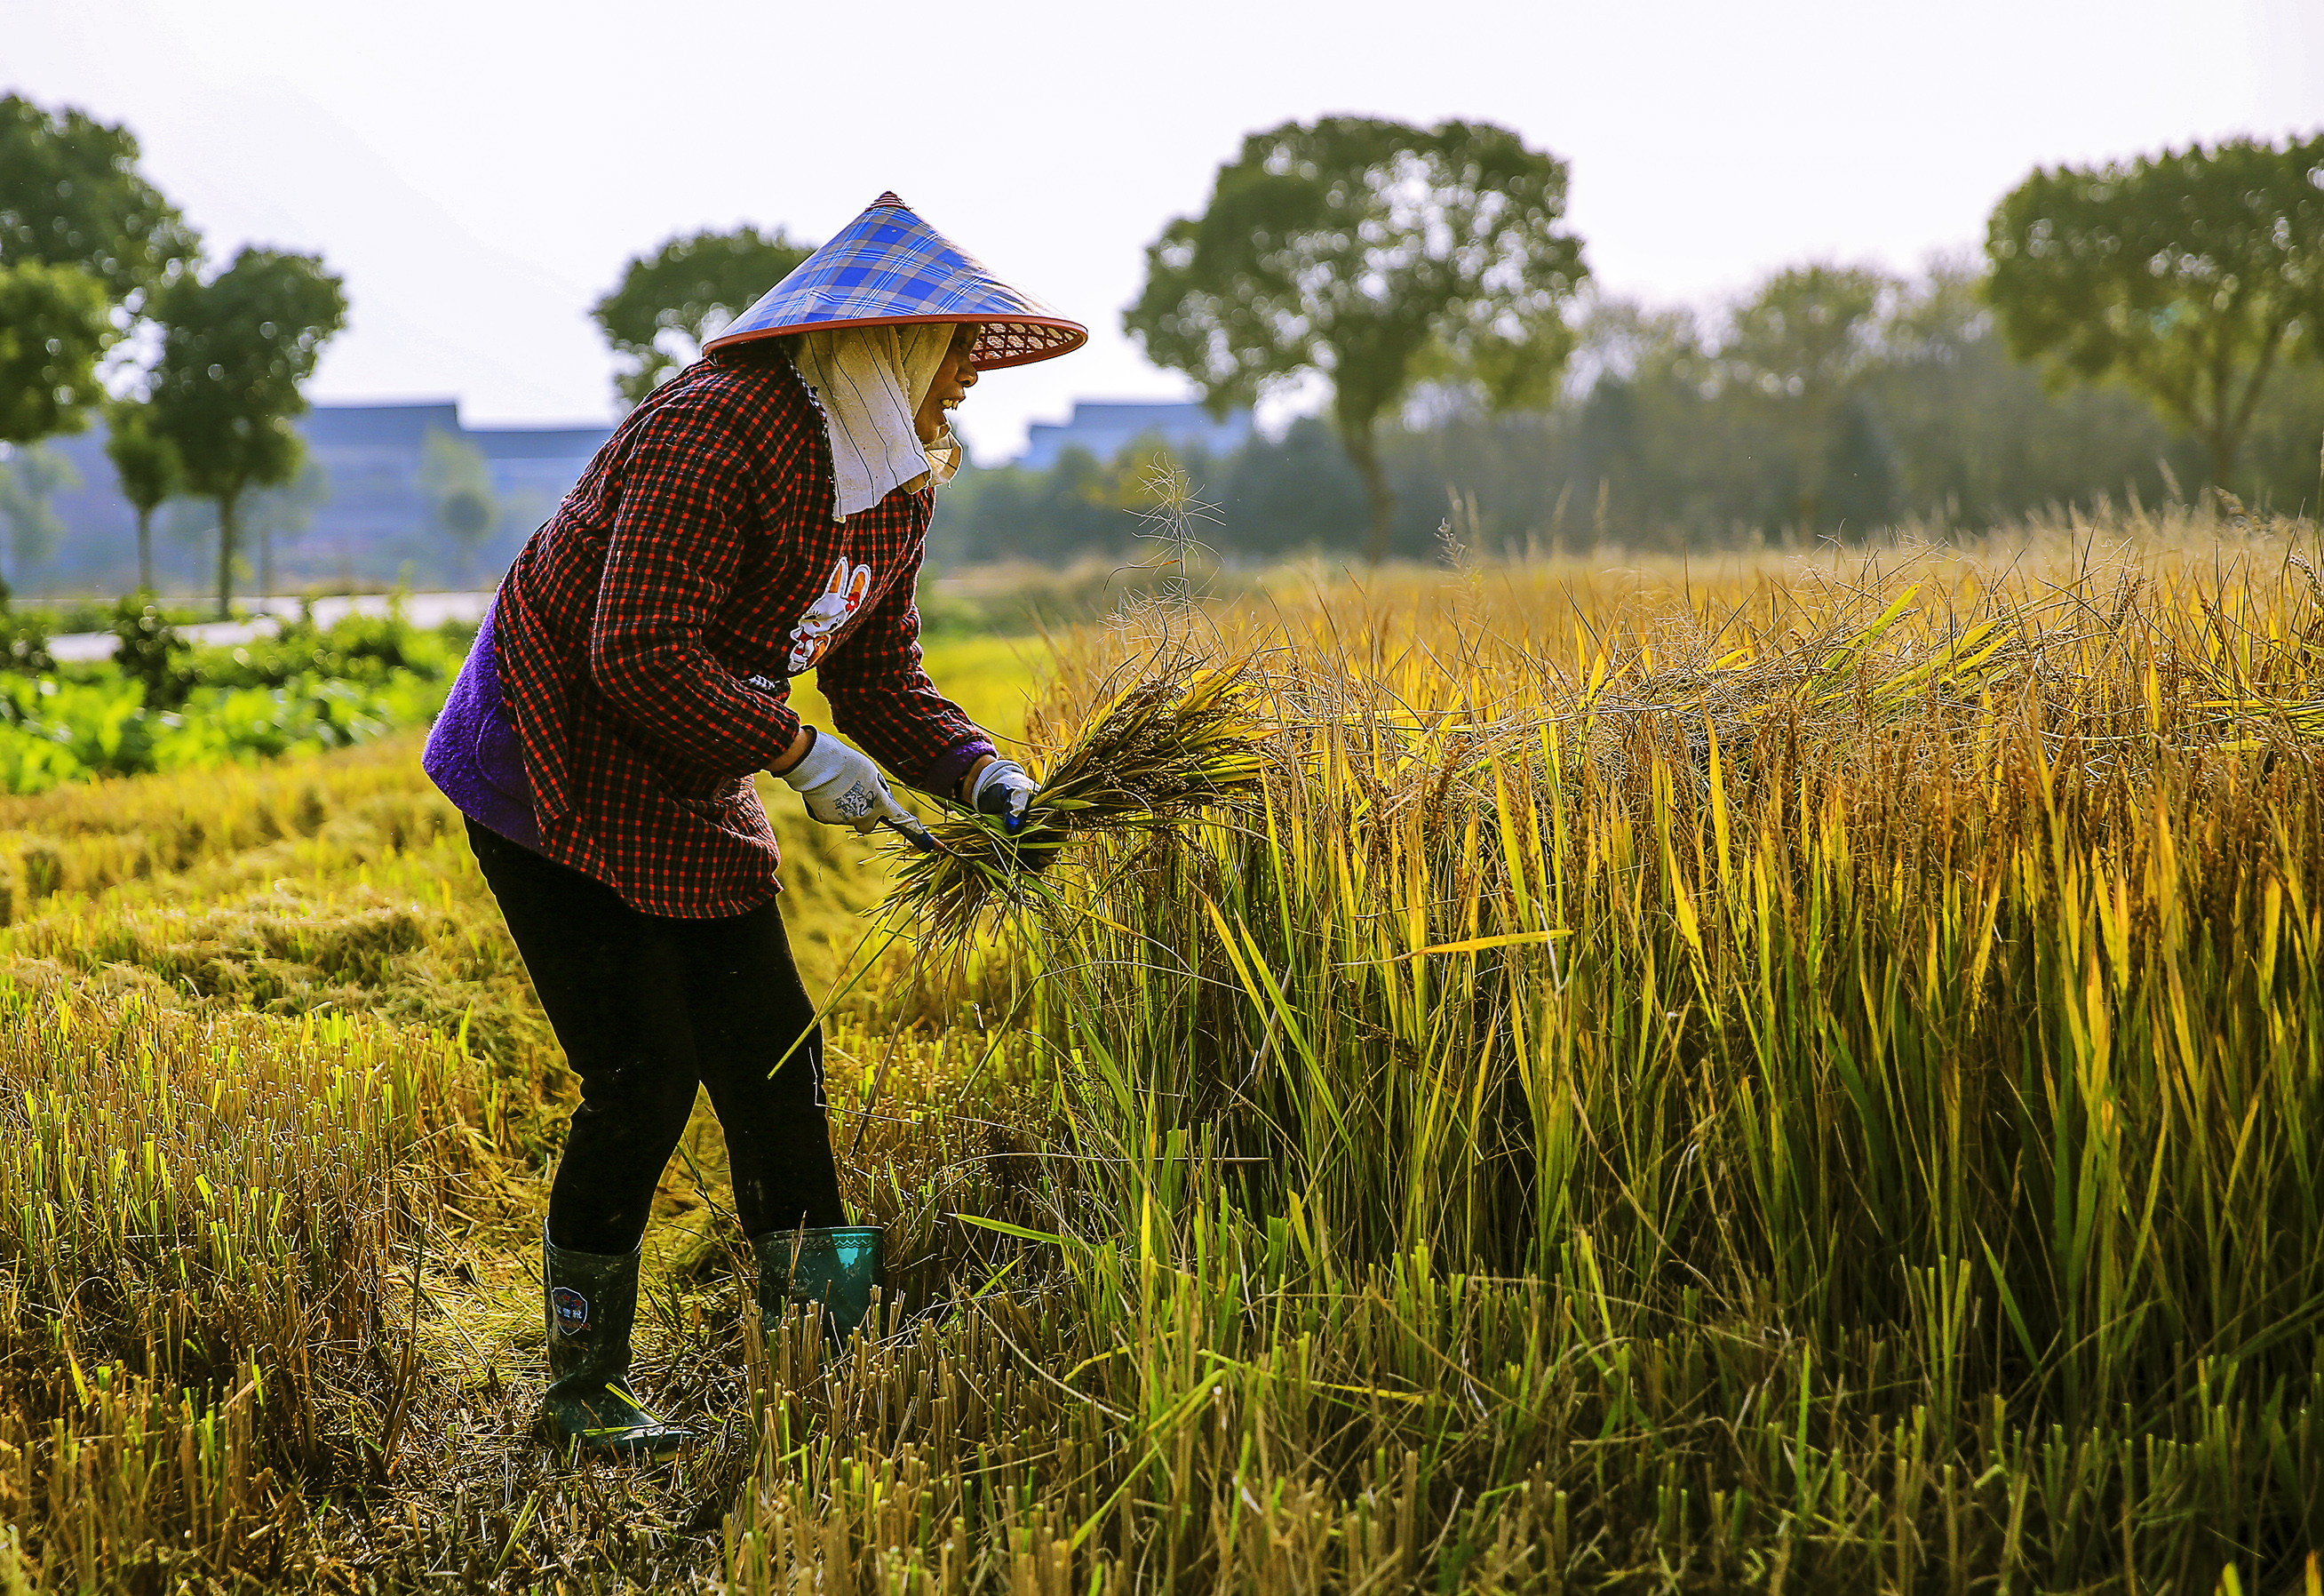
[135,506,153,594]
[2204,426,2240,497]
[259,522,273,604]
[2201,323,2283,495]
[216,491,240,619]
[1342,420,1396,565]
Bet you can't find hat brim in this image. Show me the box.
[704,313,1086,371]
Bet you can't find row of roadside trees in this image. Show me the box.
[1116,119,2324,560]
[936,252,2324,566]
[18,104,2313,598]
[598,117,2324,563]
[0,95,345,615]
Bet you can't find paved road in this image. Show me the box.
[48,590,495,663]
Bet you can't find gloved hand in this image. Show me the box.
[778,729,924,835]
[966,758,1038,834]
[967,758,1062,874]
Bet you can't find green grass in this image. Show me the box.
[0,607,469,794]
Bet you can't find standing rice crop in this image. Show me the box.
[728,530,2324,1593]
[14,529,2324,1592]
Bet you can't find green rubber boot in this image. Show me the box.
[752,1225,883,1343]
[539,1231,695,1456]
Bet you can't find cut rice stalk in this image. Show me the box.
[881,654,1269,947]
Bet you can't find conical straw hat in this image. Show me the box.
[702,192,1086,371]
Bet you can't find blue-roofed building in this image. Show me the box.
[20,401,611,597]
[1015,401,1252,471]
[290,402,468,560]
[472,425,625,509]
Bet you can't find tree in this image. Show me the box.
[1986,132,2324,490]
[1720,265,1892,408]
[1865,260,2185,528]
[0,259,111,445]
[0,443,77,590]
[0,96,200,452]
[1820,400,1897,533]
[592,226,814,405]
[1127,116,1588,562]
[103,397,182,591]
[148,248,346,617]
[1715,264,1898,533]
[1214,416,1371,558]
[0,95,197,305]
[419,429,500,581]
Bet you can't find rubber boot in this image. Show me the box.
[539,1230,695,1456]
[752,1225,883,1343]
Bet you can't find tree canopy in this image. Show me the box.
[1715,264,1899,531]
[0,94,197,305]
[592,226,815,405]
[945,251,2324,567]
[0,96,200,452]
[0,261,112,446]
[148,248,346,616]
[1126,116,1588,561]
[1986,132,2324,488]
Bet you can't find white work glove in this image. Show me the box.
[778,729,926,839]
[966,758,1038,834]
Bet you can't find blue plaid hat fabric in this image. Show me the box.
[703,193,1086,371]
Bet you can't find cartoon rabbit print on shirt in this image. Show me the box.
[786,557,873,674]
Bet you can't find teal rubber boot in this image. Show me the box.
[752,1225,883,1343]
[539,1231,696,1456]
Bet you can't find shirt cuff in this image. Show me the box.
[921,737,996,798]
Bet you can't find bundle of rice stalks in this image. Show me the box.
[883,655,1269,949]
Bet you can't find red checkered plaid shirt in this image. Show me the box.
[493,345,983,918]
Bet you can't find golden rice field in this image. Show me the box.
[3,508,2323,1593]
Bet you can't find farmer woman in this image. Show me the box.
[422,193,1085,1456]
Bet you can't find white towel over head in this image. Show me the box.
[788,323,965,520]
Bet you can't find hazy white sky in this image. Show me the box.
[11,0,2321,460]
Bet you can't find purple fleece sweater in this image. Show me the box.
[422,601,544,850]
[423,600,995,855]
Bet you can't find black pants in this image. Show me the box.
[467,818,846,1255]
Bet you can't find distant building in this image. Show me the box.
[26,401,611,596]
[1015,401,1252,472]
[471,423,627,508]
[292,402,468,564]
